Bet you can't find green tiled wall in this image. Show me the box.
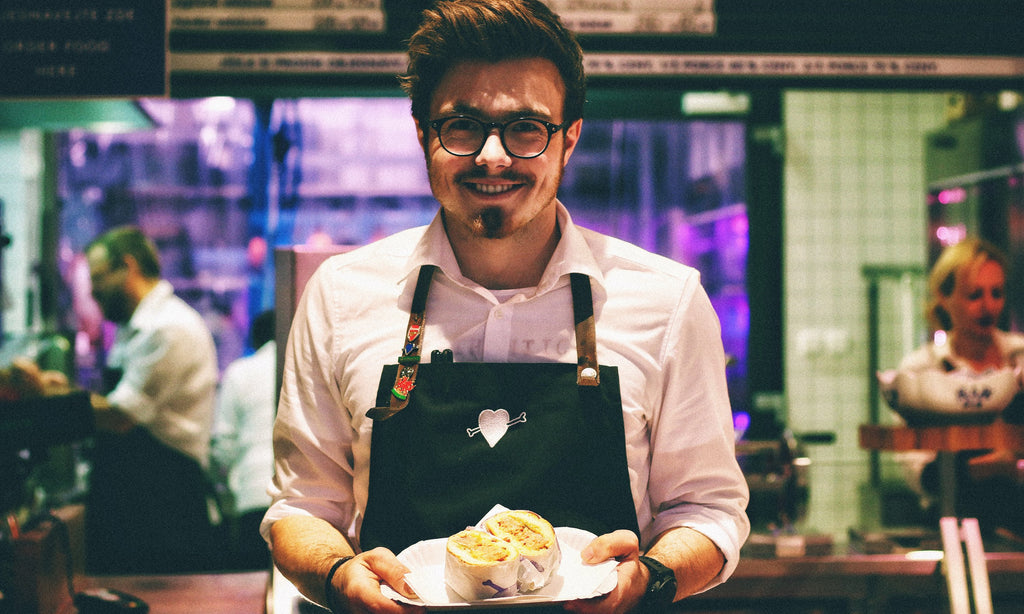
[782,91,949,537]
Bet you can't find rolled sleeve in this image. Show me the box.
[261,264,359,543]
[647,280,750,590]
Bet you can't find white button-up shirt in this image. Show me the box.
[212,340,277,514]
[265,203,749,589]
[106,280,218,466]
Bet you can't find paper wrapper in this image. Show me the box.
[444,531,520,601]
[381,526,618,609]
[482,509,561,592]
[512,538,560,592]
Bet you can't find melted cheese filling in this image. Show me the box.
[493,517,548,550]
[452,531,513,562]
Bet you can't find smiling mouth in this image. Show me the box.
[466,182,518,194]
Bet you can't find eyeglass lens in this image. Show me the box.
[438,117,554,158]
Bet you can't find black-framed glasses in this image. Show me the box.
[428,115,566,159]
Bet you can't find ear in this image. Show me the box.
[560,118,582,167]
[414,117,429,156]
[121,254,141,276]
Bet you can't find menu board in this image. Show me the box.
[169,0,385,33]
[0,1,166,97]
[583,53,1024,80]
[169,0,715,80]
[168,0,705,35]
[544,0,715,35]
[4,0,1004,93]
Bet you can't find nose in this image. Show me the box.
[474,130,511,168]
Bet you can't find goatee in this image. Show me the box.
[478,207,506,238]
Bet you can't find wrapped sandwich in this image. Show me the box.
[485,509,561,592]
[444,529,520,601]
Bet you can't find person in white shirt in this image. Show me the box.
[84,225,221,573]
[263,2,749,612]
[211,309,276,569]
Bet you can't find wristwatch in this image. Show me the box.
[638,555,677,612]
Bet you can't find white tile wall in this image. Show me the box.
[782,91,949,537]
[0,129,44,336]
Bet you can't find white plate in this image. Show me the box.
[380,526,619,609]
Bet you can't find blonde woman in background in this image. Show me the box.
[898,237,1024,537]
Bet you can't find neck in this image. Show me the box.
[128,276,161,309]
[446,213,560,290]
[950,330,1003,370]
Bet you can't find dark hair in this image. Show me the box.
[250,309,275,350]
[399,0,586,127]
[927,237,1008,331]
[86,225,161,278]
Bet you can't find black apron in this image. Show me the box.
[85,367,225,573]
[360,266,640,555]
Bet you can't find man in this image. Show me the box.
[85,225,221,573]
[211,309,277,569]
[264,1,749,612]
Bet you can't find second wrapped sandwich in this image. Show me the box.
[485,509,562,592]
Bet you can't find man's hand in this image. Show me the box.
[90,393,136,433]
[968,449,1020,481]
[1,357,71,399]
[326,548,425,614]
[564,530,647,614]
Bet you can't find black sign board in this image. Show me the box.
[0,1,167,98]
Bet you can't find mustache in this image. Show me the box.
[457,169,531,183]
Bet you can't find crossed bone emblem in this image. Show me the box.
[467,411,527,437]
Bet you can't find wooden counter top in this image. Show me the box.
[64,571,270,614]
[45,549,1024,614]
[680,551,1024,612]
[859,421,1024,452]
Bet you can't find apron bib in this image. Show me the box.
[360,268,639,554]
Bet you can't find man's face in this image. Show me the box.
[87,246,132,324]
[419,57,581,241]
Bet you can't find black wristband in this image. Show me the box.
[324,555,354,614]
[638,555,677,612]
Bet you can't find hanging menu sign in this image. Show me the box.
[583,53,1024,79]
[169,0,385,32]
[542,0,715,35]
[0,1,166,97]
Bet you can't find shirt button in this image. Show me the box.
[493,309,505,319]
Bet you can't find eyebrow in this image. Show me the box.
[444,102,554,122]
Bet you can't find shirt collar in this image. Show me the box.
[402,201,606,295]
[127,279,174,329]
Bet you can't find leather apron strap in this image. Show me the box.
[571,272,600,386]
[368,267,600,419]
[367,265,436,420]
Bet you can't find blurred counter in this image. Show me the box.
[47,550,1024,614]
[679,551,1024,613]
[60,572,269,614]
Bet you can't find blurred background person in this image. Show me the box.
[83,225,224,573]
[897,237,1024,537]
[210,309,276,570]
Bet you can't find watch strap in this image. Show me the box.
[638,555,677,612]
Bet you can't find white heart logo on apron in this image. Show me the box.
[467,409,527,448]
